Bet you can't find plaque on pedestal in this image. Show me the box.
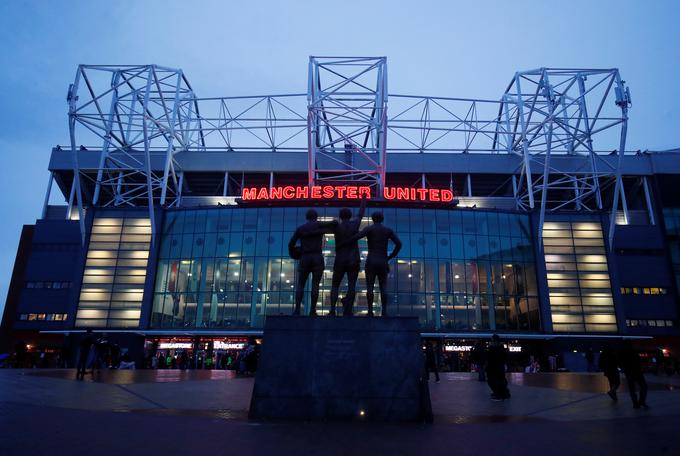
[249,316,432,422]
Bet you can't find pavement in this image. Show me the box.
[1,369,679,455]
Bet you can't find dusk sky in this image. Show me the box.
[1,0,679,316]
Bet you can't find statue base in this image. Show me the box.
[249,315,432,422]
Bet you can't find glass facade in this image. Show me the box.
[542,221,617,332]
[151,206,540,331]
[663,208,680,293]
[76,213,151,328]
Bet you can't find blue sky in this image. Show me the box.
[0,0,679,317]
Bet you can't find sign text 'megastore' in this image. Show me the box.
[241,185,455,203]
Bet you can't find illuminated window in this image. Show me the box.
[620,287,668,295]
[152,207,540,331]
[76,214,150,329]
[543,220,616,333]
[625,319,676,328]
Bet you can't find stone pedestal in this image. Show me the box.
[249,316,432,422]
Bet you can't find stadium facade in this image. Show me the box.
[2,57,679,370]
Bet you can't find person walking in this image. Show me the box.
[93,333,109,373]
[621,341,649,408]
[486,334,510,401]
[76,329,95,380]
[110,343,120,369]
[344,212,402,317]
[14,341,27,369]
[328,198,366,316]
[288,210,338,316]
[425,342,440,383]
[471,341,487,381]
[598,345,621,401]
[586,348,596,372]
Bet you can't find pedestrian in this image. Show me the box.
[110,343,120,369]
[238,349,247,374]
[76,329,95,380]
[93,333,109,372]
[525,355,540,373]
[598,345,620,401]
[585,348,596,372]
[118,353,135,369]
[486,334,510,401]
[620,341,648,409]
[470,341,486,381]
[425,342,440,383]
[14,341,27,368]
[548,354,557,372]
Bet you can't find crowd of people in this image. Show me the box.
[423,335,668,408]
[598,341,649,408]
[76,329,134,379]
[146,343,259,374]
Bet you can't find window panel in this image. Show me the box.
[149,207,539,330]
[77,215,149,329]
[543,220,616,333]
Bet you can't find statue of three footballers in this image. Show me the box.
[288,197,401,317]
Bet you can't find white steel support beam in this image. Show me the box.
[608,73,631,249]
[573,176,582,210]
[577,74,603,210]
[514,75,535,209]
[642,176,656,225]
[42,172,54,220]
[92,71,120,206]
[160,71,184,206]
[67,179,76,220]
[537,70,555,247]
[67,67,86,244]
[142,67,156,244]
[177,171,184,207]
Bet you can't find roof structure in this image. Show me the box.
[60,58,638,247]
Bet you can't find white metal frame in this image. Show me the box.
[67,65,201,242]
[64,60,633,248]
[307,56,388,191]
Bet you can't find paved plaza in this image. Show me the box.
[1,369,679,455]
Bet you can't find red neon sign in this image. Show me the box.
[241,185,454,203]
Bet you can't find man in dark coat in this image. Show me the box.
[598,345,620,401]
[621,341,648,408]
[486,334,510,400]
[288,209,337,316]
[76,329,95,380]
[345,212,402,317]
[329,198,366,316]
[425,342,440,382]
[470,341,487,381]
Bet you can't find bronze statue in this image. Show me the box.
[288,209,337,316]
[345,211,402,316]
[328,198,367,316]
